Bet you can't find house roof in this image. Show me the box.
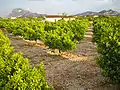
[45,15,74,18]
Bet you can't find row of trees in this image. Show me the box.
[0,30,53,89]
[93,16,120,83]
[0,17,89,52]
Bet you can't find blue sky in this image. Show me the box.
[0,0,119,16]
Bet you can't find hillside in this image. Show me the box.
[75,9,120,16]
[8,8,46,17]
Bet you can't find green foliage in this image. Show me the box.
[93,16,120,83]
[68,18,89,41]
[0,17,89,52]
[86,15,94,21]
[45,29,76,52]
[44,17,89,51]
[0,31,53,90]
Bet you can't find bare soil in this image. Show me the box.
[4,26,120,90]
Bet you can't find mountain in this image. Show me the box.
[99,9,119,16]
[8,8,46,17]
[75,9,120,16]
[75,11,99,16]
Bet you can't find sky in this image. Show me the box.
[0,0,120,17]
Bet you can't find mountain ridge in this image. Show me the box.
[8,8,120,18]
[75,9,120,16]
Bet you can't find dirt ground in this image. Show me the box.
[4,26,120,90]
